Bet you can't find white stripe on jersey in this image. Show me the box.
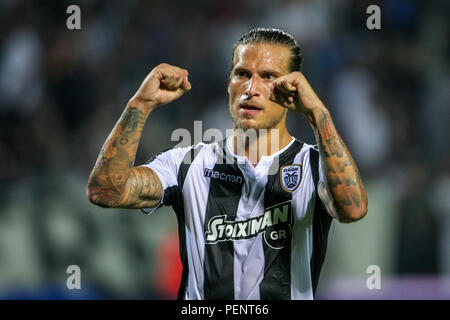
[181,145,215,299]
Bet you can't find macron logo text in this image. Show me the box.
[204,168,243,184]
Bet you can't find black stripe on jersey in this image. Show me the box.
[309,147,333,297]
[203,140,244,300]
[175,146,203,300]
[260,140,303,300]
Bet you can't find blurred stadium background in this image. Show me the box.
[0,0,449,299]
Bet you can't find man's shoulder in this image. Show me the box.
[293,139,318,153]
[170,140,219,155]
[287,138,318,156]
[146,140,219,163]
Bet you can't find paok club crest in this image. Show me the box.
[280,164,302,192]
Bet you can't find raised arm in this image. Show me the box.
[87,63,191,208]
[271,71,368,223]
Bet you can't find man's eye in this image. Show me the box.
[263,74,276,80]
[235,71,249,78]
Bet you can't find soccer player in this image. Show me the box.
[87,28,368,300]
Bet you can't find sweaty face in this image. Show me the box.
[228,43,292,131]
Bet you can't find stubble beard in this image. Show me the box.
[231,108,287,133]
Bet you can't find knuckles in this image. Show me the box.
[154,63,188,76]
[275,71,303,83]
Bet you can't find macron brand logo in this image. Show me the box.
[206,201,293,249]
[204,168,243,184]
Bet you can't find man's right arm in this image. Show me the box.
[86,63,191,209]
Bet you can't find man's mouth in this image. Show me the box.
[240,103,262,115]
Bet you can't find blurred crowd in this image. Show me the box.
[0,0,449,299]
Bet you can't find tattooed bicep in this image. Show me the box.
[118,166,163,208]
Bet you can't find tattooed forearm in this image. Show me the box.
[118,108,142,145]
[312,108,368,222]
[328,176,342,188]
[87,105,159,208]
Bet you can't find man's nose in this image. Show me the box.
[245,75,262,97]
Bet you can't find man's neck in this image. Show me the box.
[231,127,292,166]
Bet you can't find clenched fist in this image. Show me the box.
[270,71,325,119]
[131,63,192,111]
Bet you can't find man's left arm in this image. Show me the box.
[271,72,368,223]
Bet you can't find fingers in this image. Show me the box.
[271,81,295,102]
[181,73,191,91]
[157,63,191,91]
[269,74,301,110]
[272,76,297,94]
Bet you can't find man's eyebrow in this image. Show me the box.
[232,67,282,76]
[260,69,282,76]
[233,67,250,73]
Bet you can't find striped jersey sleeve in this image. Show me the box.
[139,146,191,214]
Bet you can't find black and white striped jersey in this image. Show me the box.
[141,136,333,300]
